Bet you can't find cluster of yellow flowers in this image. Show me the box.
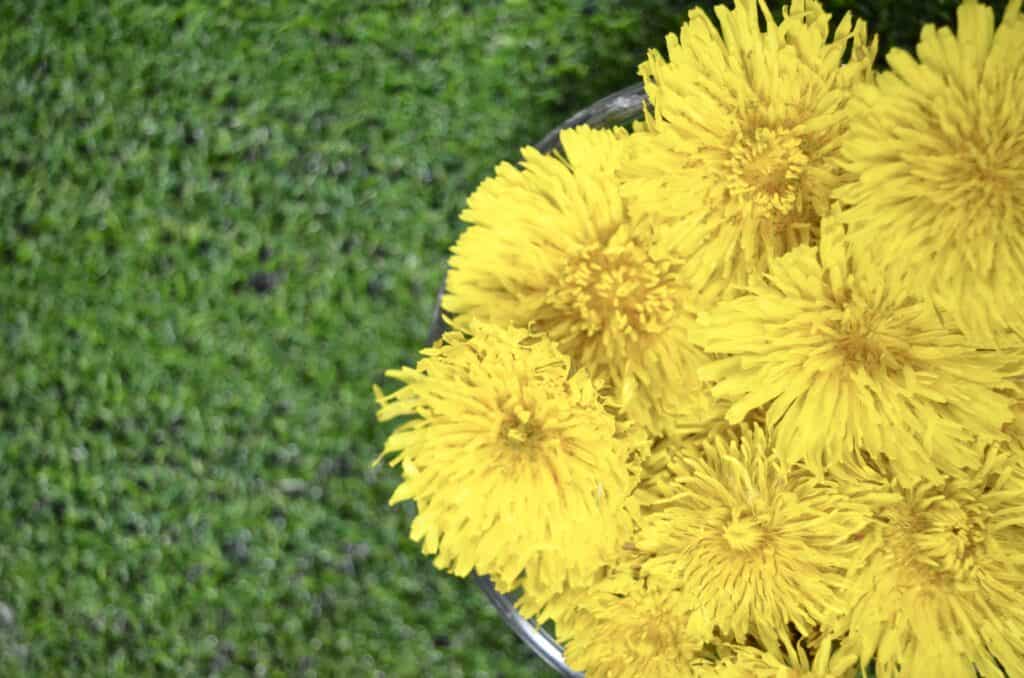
[375,0,1024,676]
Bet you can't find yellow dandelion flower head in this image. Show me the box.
[624,0,877,289]
[635,423,871,645]
[374,320,636,592]
[836,0,1024,347]
[690,220,1020,480]
[445,125,720,435]
[514,522,651,632]
[631,417,748,511]
[513,579,591,632]
[710,638,859,678]
[512,494,648,629]
[631,437,694,510]
[840,443,1024,678]
[558,572,712,678]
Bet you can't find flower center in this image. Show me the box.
[499,404,542,451]
[887,491,987,586]
[728,127,810,217]
[828,303,907,371]
[914,497,986,581]
[722,514,767,552]
[551,235,679,340]
[952,139,1024,242]
[835,328,883,366]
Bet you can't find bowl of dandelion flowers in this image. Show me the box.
[374,1,1024,676]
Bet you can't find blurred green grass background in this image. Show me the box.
[0,0,1003,675]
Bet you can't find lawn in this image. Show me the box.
[0,0,999,675]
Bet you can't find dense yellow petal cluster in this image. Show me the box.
[690,223,1019,480]
[836,445,1024,677]
[709,639,859,678]
[837,0,1024,347]
[624,0,876,290]
[557,569,713,678]
[374,320,637,593]
[636,424,874,646]
[374,0,1024,674]
[444,125,723,436]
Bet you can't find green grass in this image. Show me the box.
[0,0,1004,675]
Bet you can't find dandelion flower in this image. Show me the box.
[624,0,876,290]
[374,320,636,593]
[632,417,748,510]
[838,444,1024,678]
[710,638,859,678]
[512,489,647,627]
[514,526,648,633]
[690,221,1019,479]
[635,423,872,646]
[631,437,694,510]
[836,0,1024,347]
[513,578,591,632]
[444,125,721,435]
[557,566,714,678]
